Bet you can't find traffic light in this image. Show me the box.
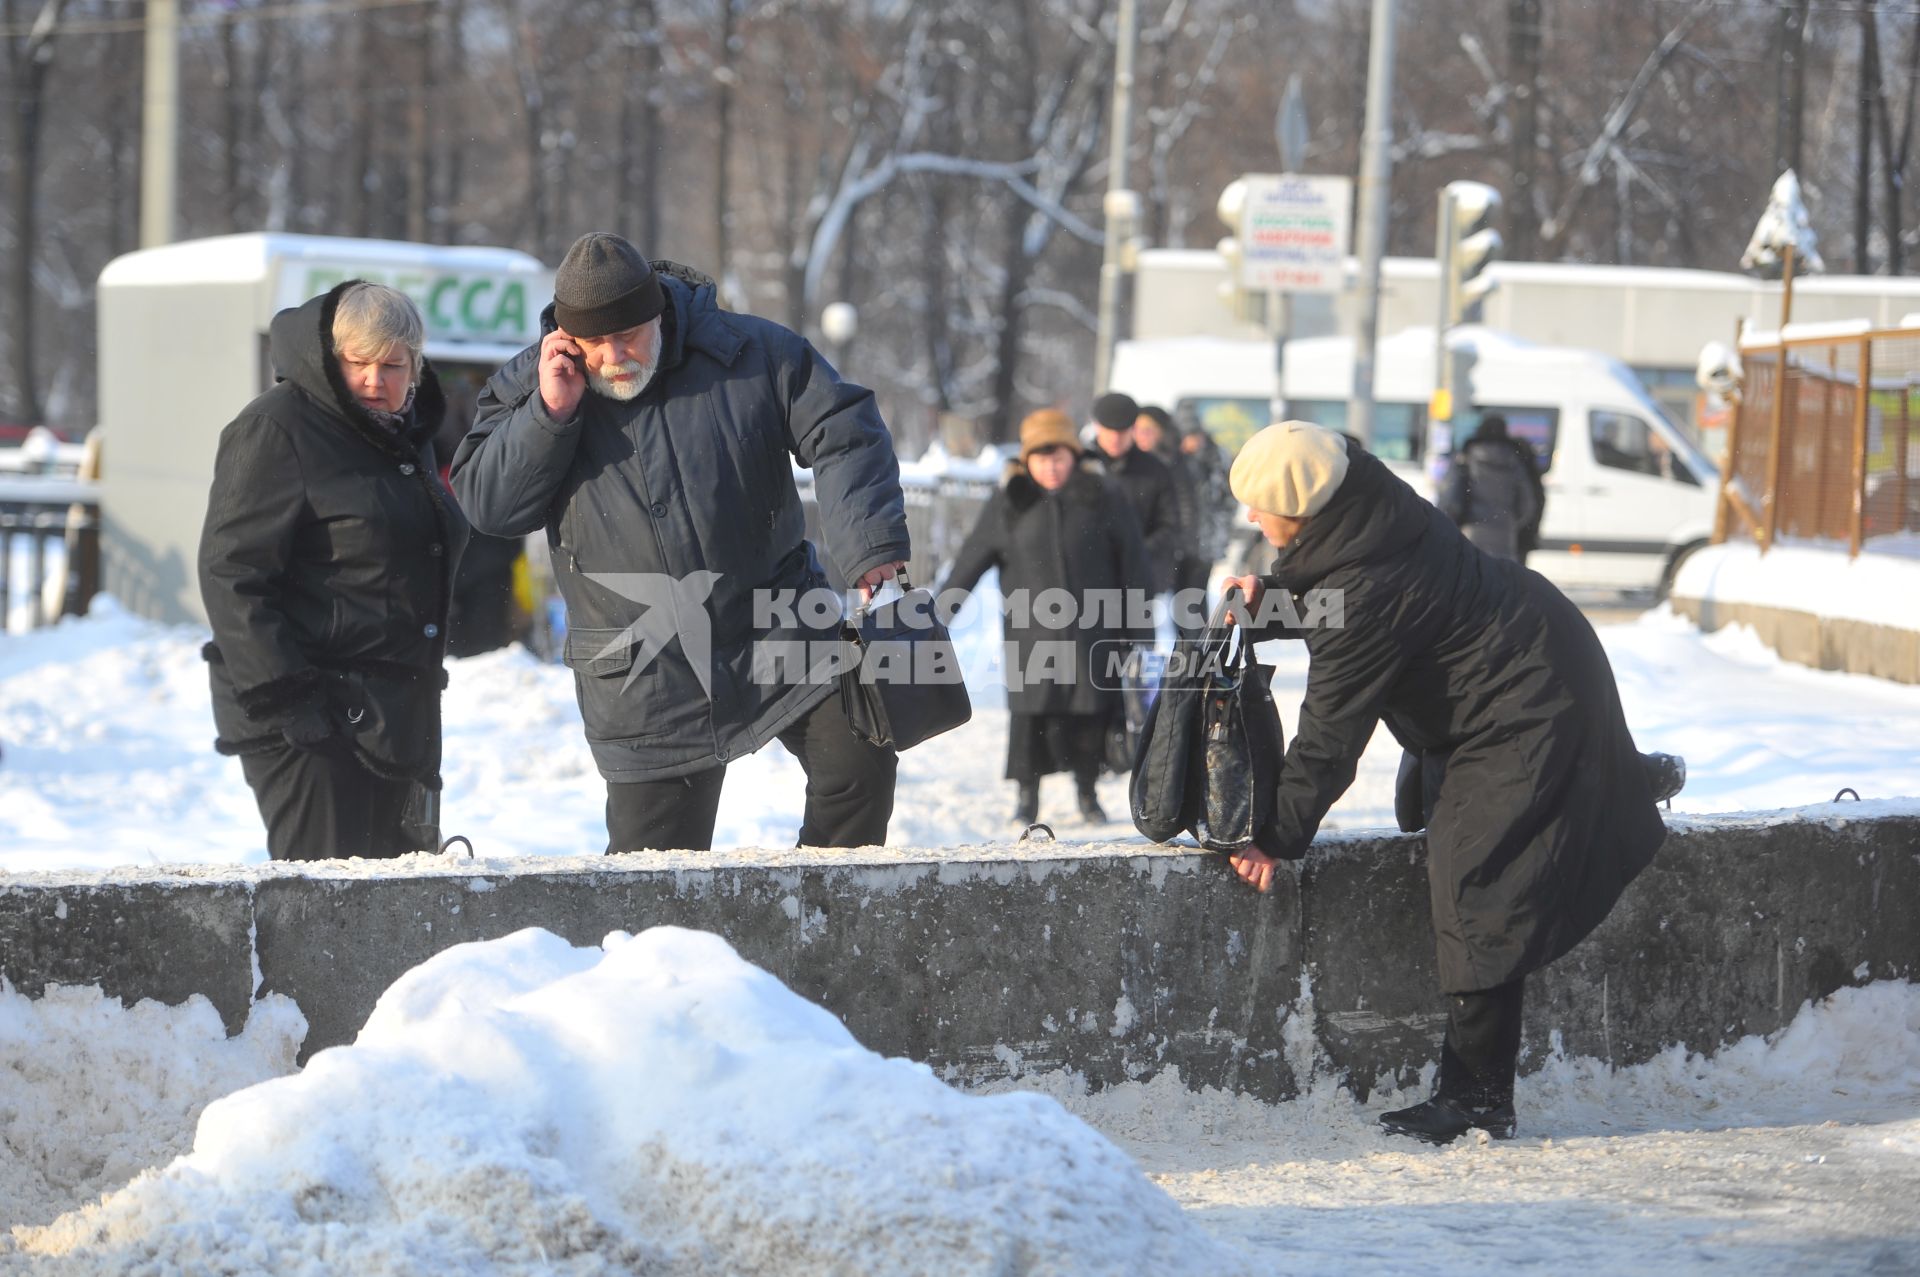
[1215,178,1255,321]
[1437,180,1502,328]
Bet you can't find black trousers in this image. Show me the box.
[1437,978,1526,1108]
[239,742,419,861]
[1004,711,1105,785]
[605,692,897,852]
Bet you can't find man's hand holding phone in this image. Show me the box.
[539,330,588,422]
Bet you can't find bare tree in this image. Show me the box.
[616,0,662,253]
[1506,0,1542,259]
[1,0,69,420]
[1776,0,1810,181]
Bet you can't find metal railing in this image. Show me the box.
[1719,330,1920,555]
[0,477,101,633]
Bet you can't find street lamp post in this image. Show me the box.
[1092,0,1140,395]
[1348,0,1397,450]
[820,302,858,371]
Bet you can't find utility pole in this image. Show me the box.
[1092,0,1138,395]
[139,0,179,247]
[1348,0,1397,449]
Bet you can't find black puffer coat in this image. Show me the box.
[199,283,471,787]
[1439,438,1542,562]
[1254,442,1664,991]
[943,462,1153,716]
[450,263,909,782]
[1099,446,1182,593]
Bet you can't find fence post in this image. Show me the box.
[1813,344,1837,540]
[1762,344,1790,551]
[0,519,11,634]
[1901,384,1914,540]
[1851,337,1872,557]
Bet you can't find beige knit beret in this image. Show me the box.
[1229,421,1352,518]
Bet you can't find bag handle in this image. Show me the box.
[1205,583,1263,677]
[848,568,916,628]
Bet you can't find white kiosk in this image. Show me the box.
[96,233,551,625]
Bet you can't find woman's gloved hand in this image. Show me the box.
[280,699,351,759]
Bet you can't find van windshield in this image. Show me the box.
[1456,406,1561,475]
[1289,399,1427,464]
[1176,397,1269,455]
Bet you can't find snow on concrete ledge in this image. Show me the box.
[1673,539,1920,632]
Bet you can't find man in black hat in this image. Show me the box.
[1088,390,1181,596]
[451,232,911,853]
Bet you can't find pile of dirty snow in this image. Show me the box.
[5,928,1247,1276]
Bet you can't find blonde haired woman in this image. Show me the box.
[200,282,470,860]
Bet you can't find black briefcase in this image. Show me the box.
[838,572,972,751]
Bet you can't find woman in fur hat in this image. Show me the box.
[943,409,1154,827]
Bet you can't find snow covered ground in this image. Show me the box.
[4,596,1919,1272]
[2,595,1918,871]
[2,929,1916,1274]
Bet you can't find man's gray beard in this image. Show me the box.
[587,325,664,401]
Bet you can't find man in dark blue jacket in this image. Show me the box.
[451,233,910,852]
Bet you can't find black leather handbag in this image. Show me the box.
[1129,592,1286,852]
[838,572,973,751]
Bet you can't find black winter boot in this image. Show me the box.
[1382,981,1523,1144]
[1013,782,1040,826]
[1378,1094,1517,1144]
[1075,775,1106,824]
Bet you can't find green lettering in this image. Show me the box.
[429,277,460,331]
[461,279,494,335]
[494,282,527,336]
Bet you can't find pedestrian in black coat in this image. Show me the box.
[1438,414,1543,562]
[451,233,910,853]
[1180,420,1236,568]
[200,282,471,860]
[943,410,1154,826]
[1220,421,1681,1144]
[1089,391,1181,594]
[1134,403,1212,638]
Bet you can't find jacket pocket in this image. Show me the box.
[562,624,708,745]
[563,626,636,678]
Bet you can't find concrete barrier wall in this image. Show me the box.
[1671,594,1920,686]
[3,807,1916,1100]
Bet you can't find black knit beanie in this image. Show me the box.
[553,233,667,337]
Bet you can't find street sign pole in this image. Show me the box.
[1349,0,1397,450]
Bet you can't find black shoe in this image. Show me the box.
[1076,782,1106,824]
[1013,782,1040,827]
[1378,1095,1517,1144]
[1643,752,1687,805]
